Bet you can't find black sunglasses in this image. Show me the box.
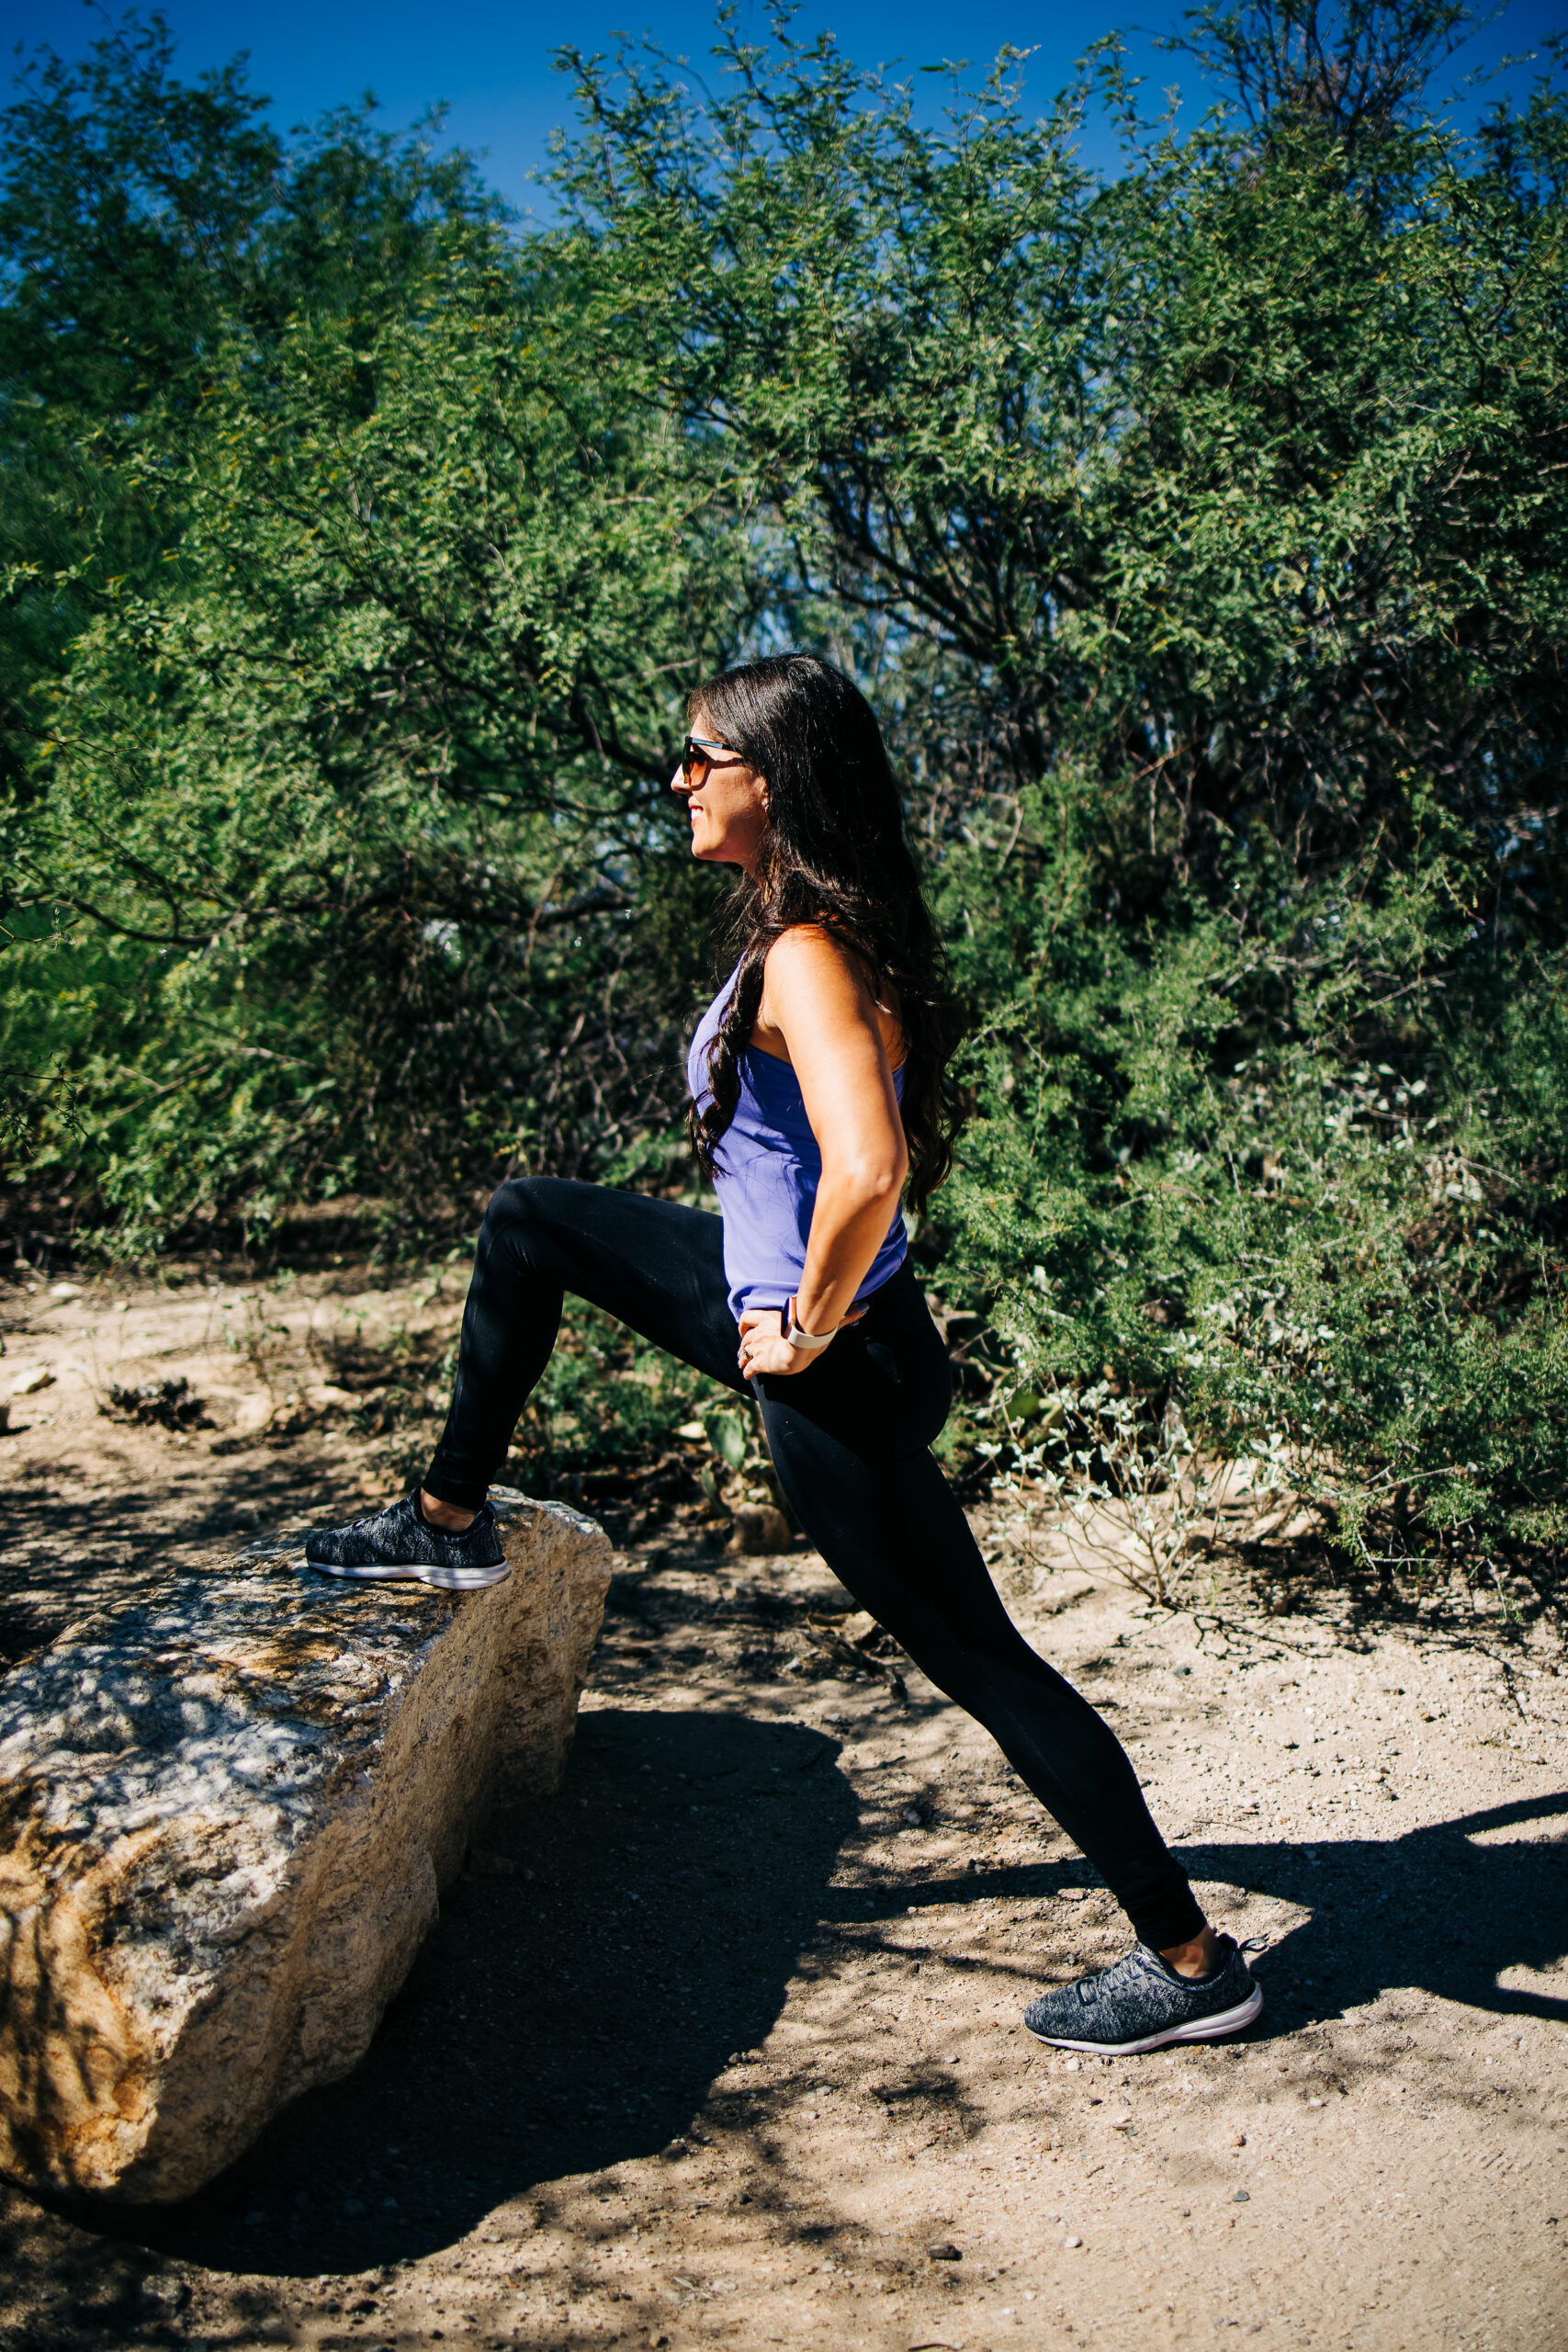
[680,734,747,790]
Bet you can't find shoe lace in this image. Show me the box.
[1091,1949,1145,1999]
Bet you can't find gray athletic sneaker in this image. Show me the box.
[1023,1935,1262,2055]
[304,1490,508,1591]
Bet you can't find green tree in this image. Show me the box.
[5,242,750,1239]
[0,9,502,791]
[3,14,745,1234]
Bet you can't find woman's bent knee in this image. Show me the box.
[493,1170,592,1226]
[479,1173,559,1259]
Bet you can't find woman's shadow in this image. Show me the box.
[1174,1791,1568,2030]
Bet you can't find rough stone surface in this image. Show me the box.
[0,1489,611,2204]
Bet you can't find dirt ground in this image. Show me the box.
[2,1261,1566,2352]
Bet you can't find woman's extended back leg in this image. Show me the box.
[758,1385,1203,1953]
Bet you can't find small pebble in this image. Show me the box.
[1305,2097,1325,2109]
[1064,2234,1083,2249]
[1230,2132,1247,2146]
[927,2240,963,2262]
[1233,2190,1250,2203]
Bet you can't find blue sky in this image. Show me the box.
[4,0,1561,213]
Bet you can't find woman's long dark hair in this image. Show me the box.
[686,653,966,1214]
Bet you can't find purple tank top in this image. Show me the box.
[685,962,908,1324]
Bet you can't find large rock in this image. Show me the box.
[0,1489,612,2203]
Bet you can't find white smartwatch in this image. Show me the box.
[784,1295,838,1353]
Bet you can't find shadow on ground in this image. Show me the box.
[13,1758,1561,2295]
[886,1792,1568,2042]
[71,1706,860,2280]
[2,1565,1562,2341]
[1178,1792,1568,2036]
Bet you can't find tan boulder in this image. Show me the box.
[0,1489,610,2202]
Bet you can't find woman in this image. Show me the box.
[305,653,1261,2058]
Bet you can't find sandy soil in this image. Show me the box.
[2,1262,1565,2352]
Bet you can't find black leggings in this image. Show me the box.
[425,1178,1203,1950]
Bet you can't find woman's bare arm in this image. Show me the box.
[736,925,908,1374]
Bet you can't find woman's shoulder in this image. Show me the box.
[758,923,905,1064]
[760,922,884,1007]
[761,919,846,973]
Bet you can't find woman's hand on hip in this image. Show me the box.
[738,1303,864,1380]
[737,1309,804,1379]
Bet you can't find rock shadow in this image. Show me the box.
[84,1705,856,2278]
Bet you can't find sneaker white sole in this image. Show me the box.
[305,1556,510,1591]
[1025,1983,1263,2056]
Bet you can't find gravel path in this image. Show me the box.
[2,1266,1564,2352]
